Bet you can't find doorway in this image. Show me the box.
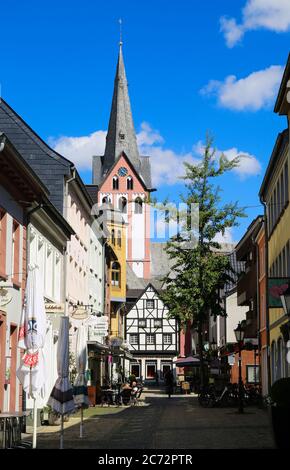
[146,362,156,380]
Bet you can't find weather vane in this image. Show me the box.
[119,18,123,46]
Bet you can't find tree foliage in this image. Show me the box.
[160,136,245,373]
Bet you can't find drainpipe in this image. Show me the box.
[260,198,271,394]
[253,230,261,388]
[63,167,76,317]
[0,133,6,152]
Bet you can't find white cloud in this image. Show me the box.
[201,65,284,111]
[214,228,235,244]
[220,0,290,47]
[49,122,261,185]
[48,130,107,171]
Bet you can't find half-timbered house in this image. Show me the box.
[125,284,179,383]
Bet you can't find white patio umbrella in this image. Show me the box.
[48,316,75,449]
[73,323,89,438]
[17,263,47,449]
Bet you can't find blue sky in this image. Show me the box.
[1,0,290,242]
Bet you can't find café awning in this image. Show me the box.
[173,356,201,367]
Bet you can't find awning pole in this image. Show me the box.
[32,398,37,449]
[60,415,64,449]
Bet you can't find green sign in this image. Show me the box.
[268,278,290,308]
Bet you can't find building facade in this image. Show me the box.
[125,284,179,383]
[0,134,50,412]
[92,44,154,280]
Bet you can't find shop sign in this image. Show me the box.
[45,303,64,314]
[71,307,89,321]
[0,287,12,307]
[88,317,109,340]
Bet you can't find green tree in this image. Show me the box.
[161,136,245,387]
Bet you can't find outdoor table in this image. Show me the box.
[101,389,119,405]
[0,411,31,449]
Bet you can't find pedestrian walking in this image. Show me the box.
[164,370,174,398]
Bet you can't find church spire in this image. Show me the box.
[103,41,140,174]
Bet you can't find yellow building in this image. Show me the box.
[106,208,127,335]
[103,206,132,381]
[259,54,290,385]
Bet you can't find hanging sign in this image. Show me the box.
[0,288,12,307]
[71,307,89,321]
[45,303,64,314]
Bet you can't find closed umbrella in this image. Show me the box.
[73,324,89,438]
[17,264,47,449]
[48,316,75,449]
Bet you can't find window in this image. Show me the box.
[138,319,146,328]
[45,245,53,298]
[119,197,127,214]
[246,365,260,384]
[130,334,138,345]
[111,261,120,287]
[131,363,140,377]
[135,197,143,214]
[146,299,155,309]
[119,132,125,140]
[12,221,20,284]
[146,334,155,345]
[102,196,108,204]
[112,176,119,190]
[111,229,115,246]
[164,334,172,345]
[127,176,133,190]
[117,230,122,248]
[54,253,61,302]
[154,319,162,328]
[0,209,7,277]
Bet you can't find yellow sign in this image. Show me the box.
[45,303,64,313]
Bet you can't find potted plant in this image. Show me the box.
[269,378,290,449]
[47,406,61,426]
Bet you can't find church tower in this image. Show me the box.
[93,42,154,279]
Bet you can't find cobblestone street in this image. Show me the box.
[26,390,275,449]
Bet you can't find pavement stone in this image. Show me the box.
[24,389,275,449]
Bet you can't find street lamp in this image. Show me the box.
[234,322,245,414]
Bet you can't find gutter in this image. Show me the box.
[63,167,76,317]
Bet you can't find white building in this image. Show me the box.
[27,204,74,409]
[125,284,179,383]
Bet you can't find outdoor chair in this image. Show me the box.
[132,388,143,406]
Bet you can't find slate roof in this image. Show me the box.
[85,185,99,205]
[0,98,94,215]
[0,98,71,213]
[93,45,154,191]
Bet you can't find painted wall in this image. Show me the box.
[0,185,25,412]
[99,155,151,279]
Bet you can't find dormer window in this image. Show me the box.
[127,176,133,190]
[112,176,119,190]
